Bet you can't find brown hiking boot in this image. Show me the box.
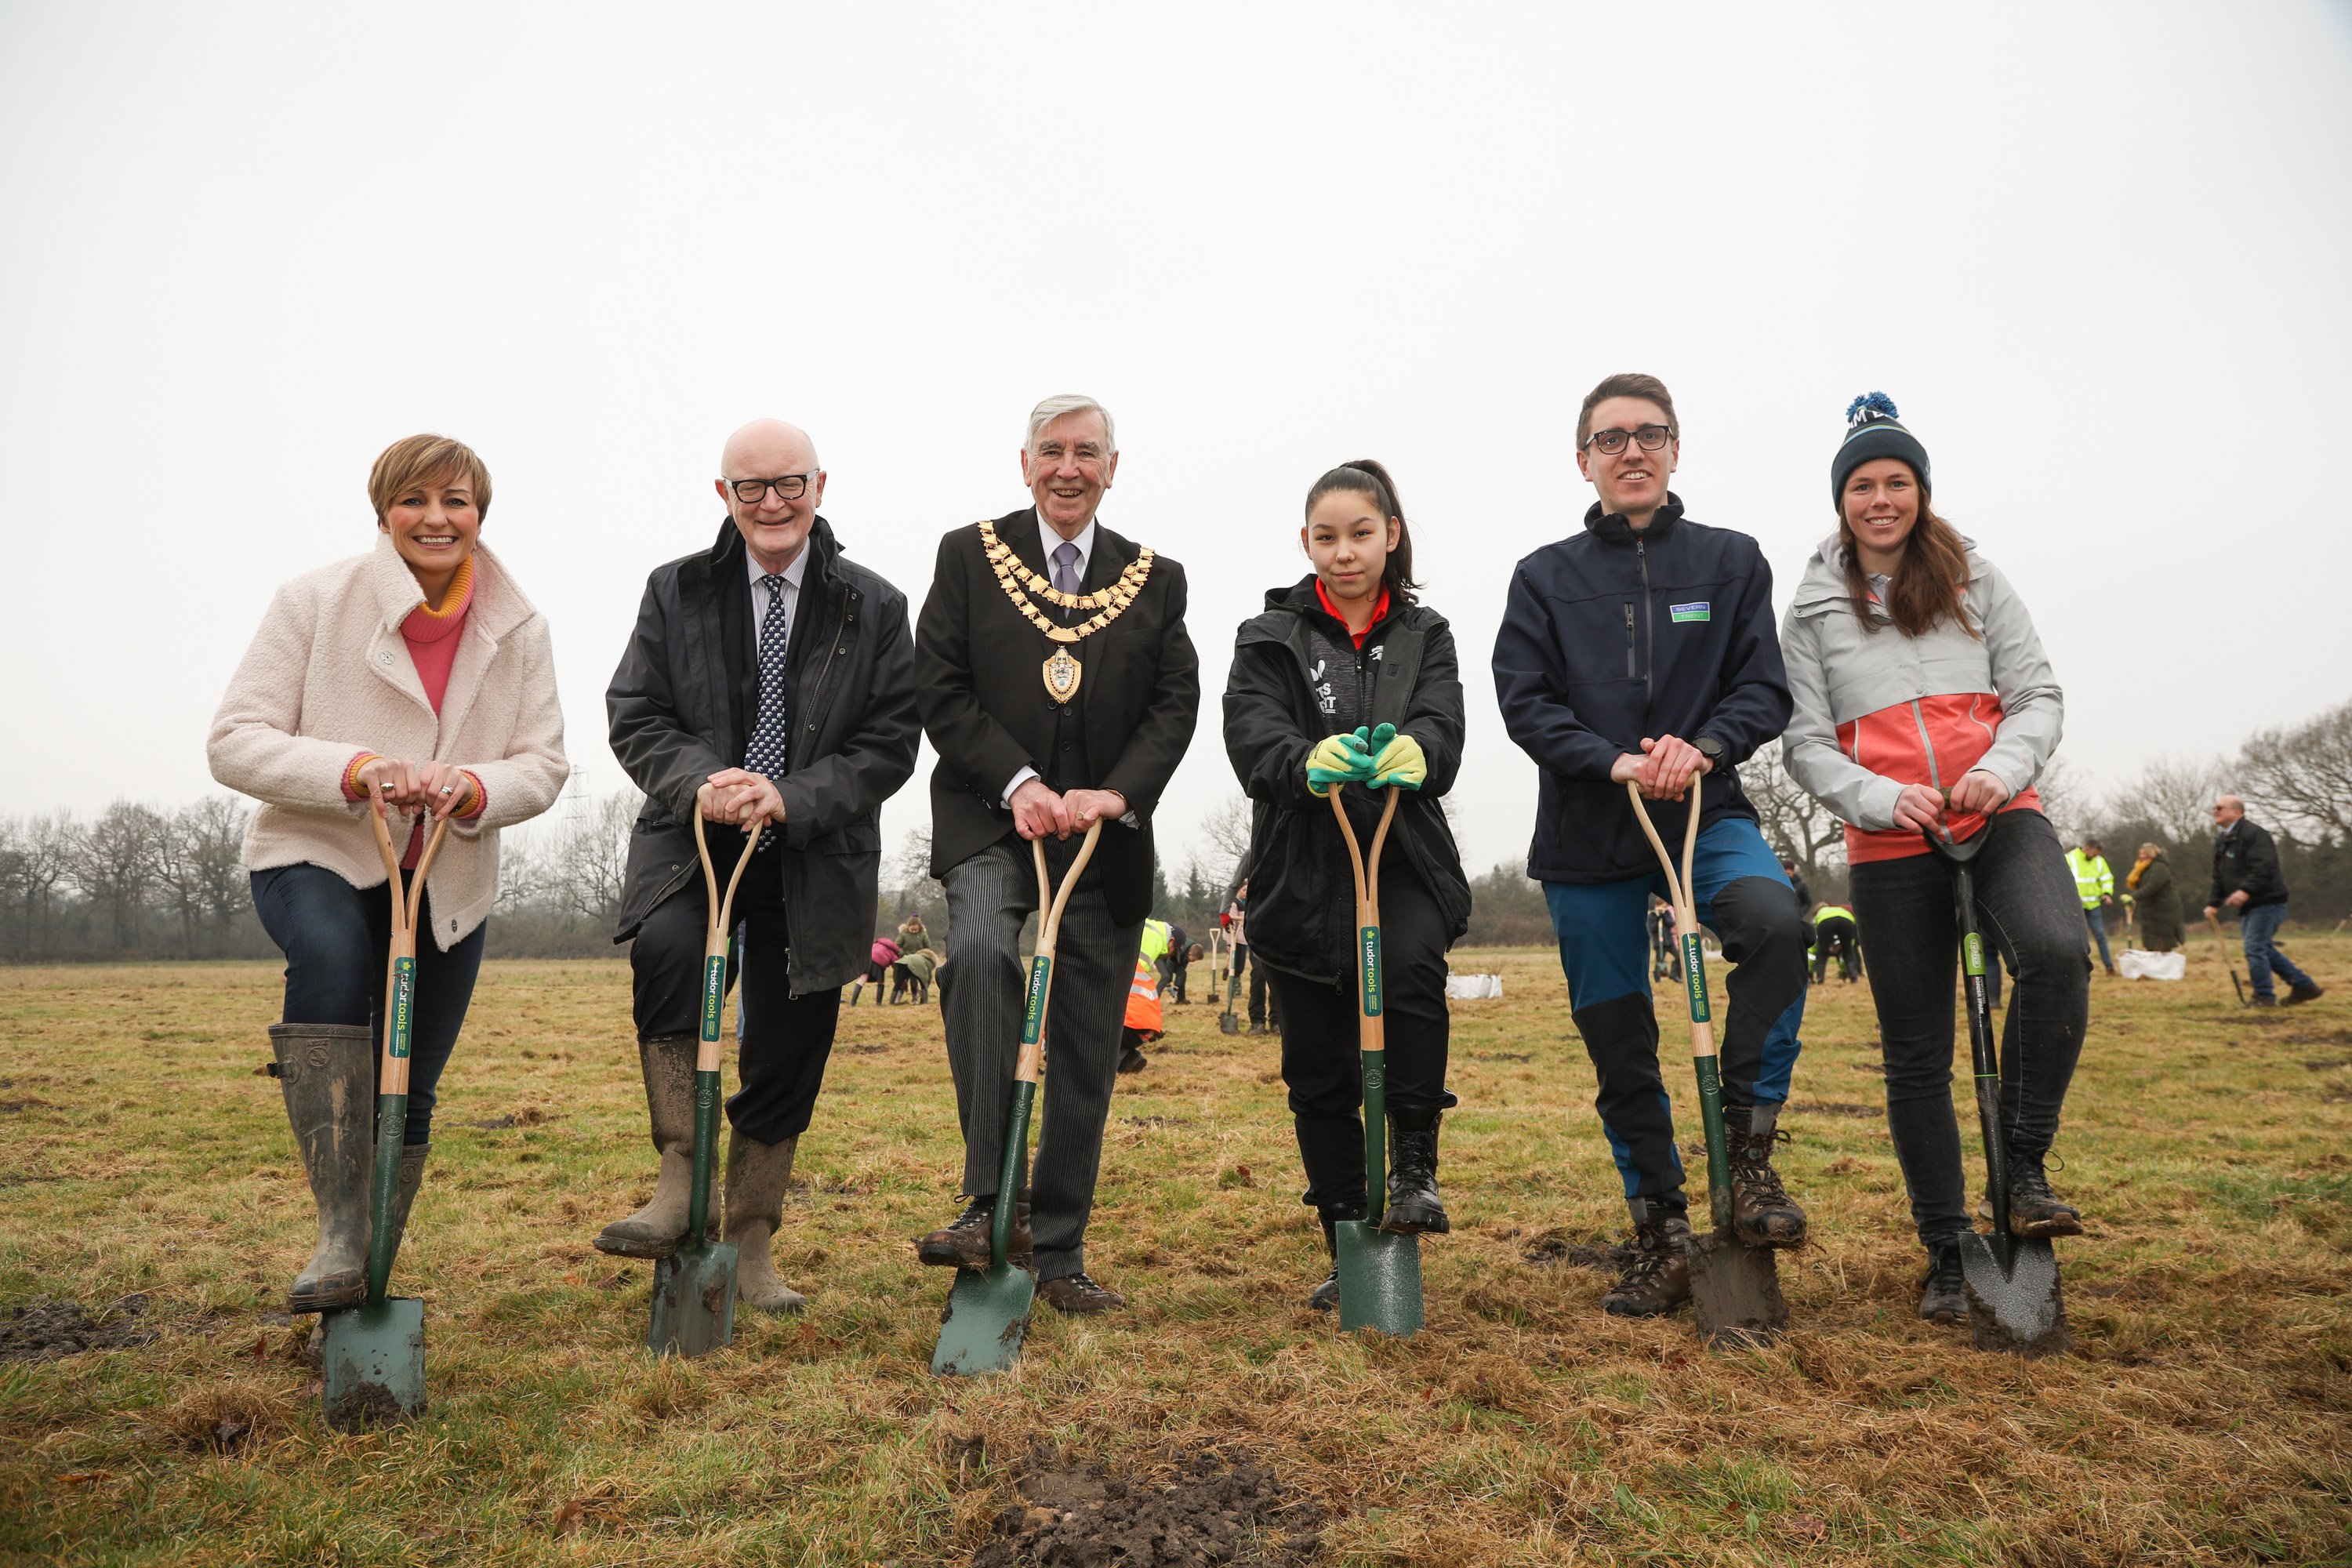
[914,1197,1033,1269]
[2285,981,2325,1006]
[1039,1272,1125,1315]
[1728,1123,1807,1248]
[1601,1205,1693,1317]
[2006,1156,2083,1238]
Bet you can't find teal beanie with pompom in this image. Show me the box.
[1831,392,1931,506]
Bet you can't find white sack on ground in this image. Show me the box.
[2118,949,2187,981]
[1446,975,1504,1000]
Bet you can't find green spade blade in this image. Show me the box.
[1686,1232,1788,1348]
[1334,1221,1422,1336]
[648,1240,738,1358]
[931,1262,1037,1377]
[322,1297,425,1429]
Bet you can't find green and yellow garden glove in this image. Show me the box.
[1305,731,1375,796]
[1367,726,1428,790]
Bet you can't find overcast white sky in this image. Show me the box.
[3,3,2348,879]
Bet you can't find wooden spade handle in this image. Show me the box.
[1014,822,1105,1085]
[692,812,765,1073]
[366,786,452,1097]
[1627,778,1711,1059]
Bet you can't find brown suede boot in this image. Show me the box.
[1601,1200,1693,1317]
[271,1024,375,1314]
[723,1129,806,1313]
[595,1036,699,1258]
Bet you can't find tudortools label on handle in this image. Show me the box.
[700,953,727,1041]
[1022,955,1052,1045]
[1680,934,1710,1022]
[388,956,416,1058]
[1963,931,1986,978]
[1359,927,1384,1017]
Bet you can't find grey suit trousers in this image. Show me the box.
[942,836,1143,1283]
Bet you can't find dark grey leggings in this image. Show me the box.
[1849,808,2088,1247]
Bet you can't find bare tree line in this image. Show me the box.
[6,698,2347,963]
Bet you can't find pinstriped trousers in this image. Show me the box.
[942,836,1143,1283]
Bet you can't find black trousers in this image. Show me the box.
[1264,869,1457,1217]
[1813,916,1861,982]
[629,842,842,1145]
[1849,808,2088,1247]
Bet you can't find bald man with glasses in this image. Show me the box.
[599,419,920,1311]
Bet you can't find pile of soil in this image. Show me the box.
[0,1295,157,1362]
[973,1447,1323,1566]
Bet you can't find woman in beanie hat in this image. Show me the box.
[1778,394,2089,1327]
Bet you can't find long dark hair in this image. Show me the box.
[1839,476,1974,639]
[1304,459,1419,606]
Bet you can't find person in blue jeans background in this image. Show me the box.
[2206,794,2324,1007]
[1493,372,1809,1319]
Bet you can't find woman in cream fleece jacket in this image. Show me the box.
[208,434,567,1316]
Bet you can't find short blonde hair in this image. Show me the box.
[368,434,492,523]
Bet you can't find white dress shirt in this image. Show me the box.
[1002,514,1100,807]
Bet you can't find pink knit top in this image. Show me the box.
[341,555,487,868]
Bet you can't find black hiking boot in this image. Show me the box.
[1309,1204,1364,1312]
[1601,1200,1693,1318]
[1726,1108,1806,1248]
[1918,1240,1967,1323]
[2285,981,2325,1006]
[2005,1156,2083,1238]
[1380,1110,1450,1236]
[914,1197,1033,1269]
[1117,1045,1149,1074]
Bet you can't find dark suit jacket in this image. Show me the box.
[607,517,920,991]
[914,507,1200,925]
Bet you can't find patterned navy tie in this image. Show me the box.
[743,573,789,851]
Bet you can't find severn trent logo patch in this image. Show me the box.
[1670,601,1711,622]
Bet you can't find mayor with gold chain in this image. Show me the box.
[910,394,1200,1316]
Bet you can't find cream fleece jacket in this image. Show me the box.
[208,535,568,949]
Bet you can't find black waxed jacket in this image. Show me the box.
[1491,495,1791,884]
[1222,579,1470,985]
[2209,816,2289,911]
[606,517,920,992]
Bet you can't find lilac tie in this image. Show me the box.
[1052,541,1082,597]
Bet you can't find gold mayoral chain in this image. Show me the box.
[978,517,1155,705]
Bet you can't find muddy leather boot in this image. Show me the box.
[272,1024,375,1315]
[595,1036,699,1258]
[1601,1198,1693,1318]
[2005,1154,2084,1238]
[723,1129,807,1313]
[1918,1240,1966,1323]
[1381,1109,1450,1235]
[1725,1104,1807,1247]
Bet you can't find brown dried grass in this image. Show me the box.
[0,941,2347,1564]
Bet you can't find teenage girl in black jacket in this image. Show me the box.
[1221,460,1470,1312]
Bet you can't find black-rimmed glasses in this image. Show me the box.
[728,473,818,503]
[1584,425,1675,456]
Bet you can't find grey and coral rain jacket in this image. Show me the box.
[1780,535,2062,865]
[1493,497,1791,884]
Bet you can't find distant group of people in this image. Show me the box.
[211,377,2323,1342]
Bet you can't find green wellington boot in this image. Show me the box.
[595,1036,699,1258]
[305,1141,430,1361]
[270,1024,375,1315]
[723,1128,808,1313]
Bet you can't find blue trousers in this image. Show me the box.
[2082,906,2114,971]
[1546,816,1807,1203]
[2240,902,2312,1000]
[252,862,485,1144]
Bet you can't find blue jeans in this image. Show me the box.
[252,862,485,1144]
[2082,905,2114,970]
[1544,815,1808,1203]
[2240,902,2312,999]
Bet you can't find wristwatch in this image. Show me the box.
[1693,735,1726,768]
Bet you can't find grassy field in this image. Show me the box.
[3,935,2349,1566]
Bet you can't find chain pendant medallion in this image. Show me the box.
[1042,647,1083,704]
